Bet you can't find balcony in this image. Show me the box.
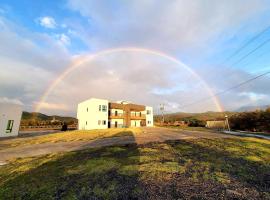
[130,114,146,120]
[109,113,124,119]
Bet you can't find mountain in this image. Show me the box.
[21,111,77,122]
[235,105,270,112]
[155,111,236,122]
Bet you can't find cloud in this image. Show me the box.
[0,97,23,105]
[67,0,267,52]
[37,16,57,29]
[0,16,71,113]
[57,33,71,46]
[33,102,69,111]
[1,1,270,116]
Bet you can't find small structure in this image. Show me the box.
[77,98,154,130]
[0,103,22,137]
[206,120,226,130]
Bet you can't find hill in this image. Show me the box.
[21,111,77,123]
[235,105,270,112]
[155,111,236,122]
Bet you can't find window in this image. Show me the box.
[86,107,88,112]
[6,120,14,133]
[148,121,151,124]
[147,110,151,115]
[86,121,87,125]
[102,120,106,125]
[99,105,102,111]
[98,120,101,125]
[102,105,107,112]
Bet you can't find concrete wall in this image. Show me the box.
[77,98,109,130]
[110,119,124,128]
[0,103,22,137]
[130,120,141,127]
[145,106,154,127]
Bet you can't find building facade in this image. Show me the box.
[0,103,22,137]
[77,98,153,130]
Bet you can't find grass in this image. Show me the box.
[162,125,214,132]
[0,137,269,199]
[0,128,142,150]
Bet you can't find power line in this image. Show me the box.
[221,25,270,65]
[230,38,270,67]
[179,71,270,109]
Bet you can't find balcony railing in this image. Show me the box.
[109,113,124,118]
[110,124,124,128]
[130,114,146,119]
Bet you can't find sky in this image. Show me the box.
[1,0,270,116]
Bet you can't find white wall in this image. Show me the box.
[0,103,22,137]
[110,119,124,128]
[77,98,109,130]
[131,120,141,127]
[145,106,154,127]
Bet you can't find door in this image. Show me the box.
[115,121,118,128]
[108,121,111,128]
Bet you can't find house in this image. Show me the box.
[0,103,22,137]
[77,98,153,130]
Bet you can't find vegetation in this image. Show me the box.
[0,128,142,150]
[155,111,235,123]
[161,126,214,132]
[230,108,270,133]
[0,137,269,199]
[20,112,77,126]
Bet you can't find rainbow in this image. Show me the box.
[34,47,224,113]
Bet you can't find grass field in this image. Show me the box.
[0,137,269,199]
[0,128,142,150]
[162,126,214,132]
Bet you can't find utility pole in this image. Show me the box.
[225,115,231,132]
[160,103,165,125]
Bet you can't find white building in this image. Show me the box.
[77,98,154,130]
[0,103,22,137]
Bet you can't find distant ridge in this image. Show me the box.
[235,105,270,112]
[22,111,77,122]
[155,111,235,122]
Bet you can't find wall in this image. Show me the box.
[130,120,141,127]
[77,98,109,130]
[0,103,22,137]
[110,119,124,128]
[145,106,154,127]
[206,120,226,129]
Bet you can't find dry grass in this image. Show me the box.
[0,128,142,150]
[0,137,269,199]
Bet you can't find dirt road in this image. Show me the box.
[0,127,233,163]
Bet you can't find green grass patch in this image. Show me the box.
[0,128,142,150]
[0,137,269,199]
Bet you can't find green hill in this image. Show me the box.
[21,111,77,123]
[155,111,236,122]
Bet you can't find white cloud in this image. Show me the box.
[67,0,267,52]
[33,102,69,111]
[57,33,71,46]
[38,16,57,29]
[0,97,23,105]
[0,16,71,113]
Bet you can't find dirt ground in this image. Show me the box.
[0,127,233,163]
